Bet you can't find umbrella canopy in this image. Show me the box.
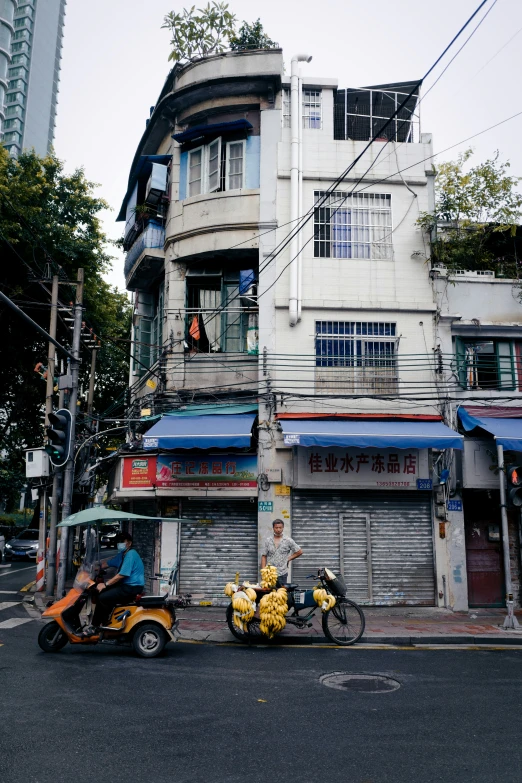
[57,507,190,528]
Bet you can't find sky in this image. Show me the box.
[53,0,522,291]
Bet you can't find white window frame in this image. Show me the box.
[282,87,291,128]
[302,89,322,129]
[188,145,204,197]
[226,139,245,191]
[207,137,221,193]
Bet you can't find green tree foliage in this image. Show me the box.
[0,148,131,511]
[418,149,522,276]
[229,19,277,51]
[162,2,236,62]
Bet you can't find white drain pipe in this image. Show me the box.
[289,53,312,327]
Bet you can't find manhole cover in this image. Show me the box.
[320,673,401,693]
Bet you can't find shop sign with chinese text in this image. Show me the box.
[122,456,157,488]
[156,453,257,488]
[296,447,429,489]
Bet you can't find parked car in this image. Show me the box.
[4,529,39,561]
[0,533,5,563]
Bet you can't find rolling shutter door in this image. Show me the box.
[180,499,257,598]
[292,490,435,605]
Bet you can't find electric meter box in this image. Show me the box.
[25,447,50,478]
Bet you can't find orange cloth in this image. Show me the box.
[189,315,200,341]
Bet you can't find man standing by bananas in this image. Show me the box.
[260,519,303,586]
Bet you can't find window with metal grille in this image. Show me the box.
[314,191,392,259]
[333,85,420,142]
[315,321,398,394]
[303,89,322,129]
[456,339,516,391]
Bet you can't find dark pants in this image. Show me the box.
[276,574,288,587]
[92,583,144,627]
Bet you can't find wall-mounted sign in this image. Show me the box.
[122,456,157,488]
[156,453,257,489]
[258,501,273,512]
[284,434,301,446]
[416,479,433,490]
[447,499,463,512]
[275,485,291,496]
[297,448,426,490]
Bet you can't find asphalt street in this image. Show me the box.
[1,564,522,783]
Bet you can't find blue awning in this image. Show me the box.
[142,413,256,450]
[172,119,253,145]
[458,408,522,451]
[280,419,463,450]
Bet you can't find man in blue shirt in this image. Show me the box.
[88,532,145,632]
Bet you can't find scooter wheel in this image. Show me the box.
[38,621,68,653]
[132,623,167,658]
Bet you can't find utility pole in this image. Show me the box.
[87,345,97,418]
[46,378,65,597]
[56,269,84,597]
[39,275,59,593]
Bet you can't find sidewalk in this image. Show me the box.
[175,604,522,646]
[33,590,522,646]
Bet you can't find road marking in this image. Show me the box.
[0,564,11,569]
[0,565,34,579]
[20,581,35,592]
[0,617,33,629]
[0,590,19,594]
[0,602,22,612]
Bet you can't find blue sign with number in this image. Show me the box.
[416,479,433,490]
[258,501,273,512]
[447,499,463,512]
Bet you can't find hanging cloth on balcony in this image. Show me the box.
[189,315,200,341]
[200,289,221,352]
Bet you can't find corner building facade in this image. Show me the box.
[114,50,468,608]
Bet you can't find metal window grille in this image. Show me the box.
[282,88,291,128]
[315,321,398,394]
[314,191,392,259]
[303,89,322,129]
[333,87,420,142]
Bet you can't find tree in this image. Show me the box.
[418,149,522,277]
[0,148,131,511]
[162,2,236,63]
[229,19,277,51]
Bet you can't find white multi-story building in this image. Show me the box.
[112,48,522,613]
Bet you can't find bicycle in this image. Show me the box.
[226,568,365,646]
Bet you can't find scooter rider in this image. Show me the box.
[83,532,145,636]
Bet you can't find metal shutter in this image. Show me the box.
[180,498,257,600]
[292,490,435,606]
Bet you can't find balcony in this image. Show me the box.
[124,221,165,290]
[315,365,398,395]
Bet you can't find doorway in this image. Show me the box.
[464,491,504,607]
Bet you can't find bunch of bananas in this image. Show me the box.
[231,589,256,632]
[313,587,336,613]
[224,582,237,597]
[259,587,288,638]
[260,565,278,589]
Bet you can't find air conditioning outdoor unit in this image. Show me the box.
[145,163,168,207]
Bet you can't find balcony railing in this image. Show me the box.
[315,365,398,395]
[124,221,165,281]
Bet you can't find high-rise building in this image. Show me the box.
[0,0,17,129]
[2,0,66,157]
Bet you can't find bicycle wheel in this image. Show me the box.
[226,604,264,642]
[322,598,365,646]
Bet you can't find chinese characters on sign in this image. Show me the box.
[156,453,257,488]
[122,457,157,488]
[298,448,423,488]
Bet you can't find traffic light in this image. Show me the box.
[507,466,522,507]
[44,408,72,467]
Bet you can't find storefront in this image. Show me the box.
[277,416,464,606]
[110,408,259,599]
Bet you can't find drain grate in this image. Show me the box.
[320,672,401,693]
